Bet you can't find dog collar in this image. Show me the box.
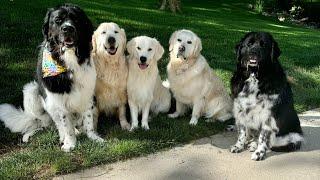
[42,48,67,78]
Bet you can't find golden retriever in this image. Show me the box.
[127,36,171,130]
[91,22,130,130]
[167,29,232,125]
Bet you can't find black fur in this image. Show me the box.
[37,4,94,94]
[231,32,302,152]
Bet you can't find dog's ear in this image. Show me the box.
[234,42,242,61]
[91,32,97,56]
[153,38,164,61]
[192,35,202,57]
[126,38,136,57]
[169,31,178,51]
[42,8,54,40]
[120,28,127,53]
[271,38,281,61]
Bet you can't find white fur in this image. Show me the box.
[271,133,304,147]
[43,48,103,152]
[233,74,279,132]
[92,22,130,130]
[127,36,171,131]
[167,29,232,125]
[232,73,303,160]
[0,81,51,142]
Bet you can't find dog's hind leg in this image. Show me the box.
[22,127,43,143]
[168,101,186,118]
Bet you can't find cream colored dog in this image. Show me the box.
[91,22,130,130]
[127,36,171,130]
[167,29,232,125]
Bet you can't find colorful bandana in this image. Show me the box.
[42,49,67,78]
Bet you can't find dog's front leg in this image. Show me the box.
[251,129,271,161]
[141,101,152,130]
[189,98,205,125]
[82,108,104,143]
[230,124,247,153]
[118,104,130,130]
[129,100,139,131]
[52,112,76,152]
[168,100,185,118]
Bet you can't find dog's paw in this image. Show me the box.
[141,123,150,130]
[95,137,105,143]
[22,135,30,143]
[61,143,75,152]
[120,121,131,131]
[168,112,179,118]
[74,128,81,135]
[189,117,198,126]
[230,145,244,153]
[248,141,258,152]
[251,150,266,161]
[130,125,139,132]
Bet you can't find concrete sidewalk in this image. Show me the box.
[55,109,320,180]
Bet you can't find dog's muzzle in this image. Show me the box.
[177,45,186,59]
[104,36,118,55]
[138,56,149,70]
[248,55,258,67]
[59,24,77,48]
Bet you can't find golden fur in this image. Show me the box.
[167,29,232,125]
[91,22,130,130]
[127,36,171,131]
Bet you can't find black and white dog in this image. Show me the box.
[0,4,103,152]
[230,32,303,160]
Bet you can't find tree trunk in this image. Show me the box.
[159,0,181,13]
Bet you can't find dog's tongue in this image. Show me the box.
[139,64,148,70]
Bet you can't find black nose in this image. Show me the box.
[179,45,185,52]
[61,25,75,33]
[140,56,147,63]
[108,37,116,44]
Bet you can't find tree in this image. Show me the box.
[159,0,182,13]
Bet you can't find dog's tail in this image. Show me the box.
[271,133,303,152]
[0,81,51,139]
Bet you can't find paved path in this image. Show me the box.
[55,109,320,180]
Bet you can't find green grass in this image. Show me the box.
[0,0,319,179]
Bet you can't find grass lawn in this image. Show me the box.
[0,0,319,179]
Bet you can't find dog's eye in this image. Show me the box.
[187,41,192,44]
[137,47,141,50]
[114,31,119,34]
[248,39,254,46]
[102,31,106,34]
[148,48,152,51]
[177,39,181,42]
[55,18,62,24]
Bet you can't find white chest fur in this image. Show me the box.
[233,74,279,131]
[168,57,208,104]
[127,63,158,111]
[44,49,96,113]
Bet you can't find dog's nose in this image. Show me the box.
[108,37,116,44]
[140,56,147,63]
[178,45,185,52]
[61,25,75,33]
